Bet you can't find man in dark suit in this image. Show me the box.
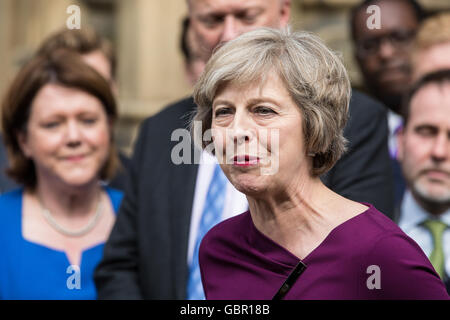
[350,0,425,207]
[95,0,394,299]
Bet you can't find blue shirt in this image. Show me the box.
[0,187,123,300]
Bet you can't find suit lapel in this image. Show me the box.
[167,97,200,299]
[169,148,199,299]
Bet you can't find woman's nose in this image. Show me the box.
[230,112,255,145]
[65,121,82,146]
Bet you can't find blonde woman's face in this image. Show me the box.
[19,84,111,188]
[211,73,311,197]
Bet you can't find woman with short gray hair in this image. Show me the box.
[193,28,448,299]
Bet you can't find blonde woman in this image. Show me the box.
[193,28,449,299]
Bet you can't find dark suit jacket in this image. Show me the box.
[95,89,394,299]
[320,90,394,215]
[0,134,17,194]
[392,157,406,216]
[108,152,132,192]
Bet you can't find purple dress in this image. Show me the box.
[199,204,449,299]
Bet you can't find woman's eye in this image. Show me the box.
[42,122,60,129]
[254,106,275,115]
[214,108,232,117]
[81,118,97,125]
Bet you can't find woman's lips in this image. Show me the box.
[63,154,86,162]
[233,155,260,167]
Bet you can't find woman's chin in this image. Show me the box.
[57,173,99,189]
[230,174,268,197]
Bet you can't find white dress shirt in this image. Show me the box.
[399,190,450,276]
[387,110,403,159]
[187,150,248,265]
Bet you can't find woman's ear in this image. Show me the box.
[16,130,31,158]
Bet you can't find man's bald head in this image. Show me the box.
[187,0,291,61]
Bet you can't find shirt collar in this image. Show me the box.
[399,190,450,231]
[387,110,403,136]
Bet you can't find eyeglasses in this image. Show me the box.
[356,30,416,57]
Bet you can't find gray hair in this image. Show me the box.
[192,28,351,176]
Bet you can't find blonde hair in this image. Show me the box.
[414,12,450,50]
[192,28,351,176]
[412,13,450,65]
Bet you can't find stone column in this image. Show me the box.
[116,0,190,119]
[0,0,78,109]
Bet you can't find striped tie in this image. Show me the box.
[421,219,448,280]
[187,164,227,299]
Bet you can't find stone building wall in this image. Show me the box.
[1,0,449,154]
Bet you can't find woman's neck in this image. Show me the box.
[247,176,352,259]
[31,177,102,219]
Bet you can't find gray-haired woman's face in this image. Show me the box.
[211,72,312,196]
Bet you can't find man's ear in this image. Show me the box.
[184,62,196,87]
[396,127,405,162]
[110,79,119,98]
[279,0,292,28]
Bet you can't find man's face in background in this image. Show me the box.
[188,0,291,61]
[353,0,419,112]
[397,83,450,214]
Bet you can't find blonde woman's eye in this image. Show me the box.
[215,108,232,117]
[255,106,276,115]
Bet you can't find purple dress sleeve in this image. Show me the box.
[362,233,449,299]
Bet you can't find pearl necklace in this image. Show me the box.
[40,192,103,237]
